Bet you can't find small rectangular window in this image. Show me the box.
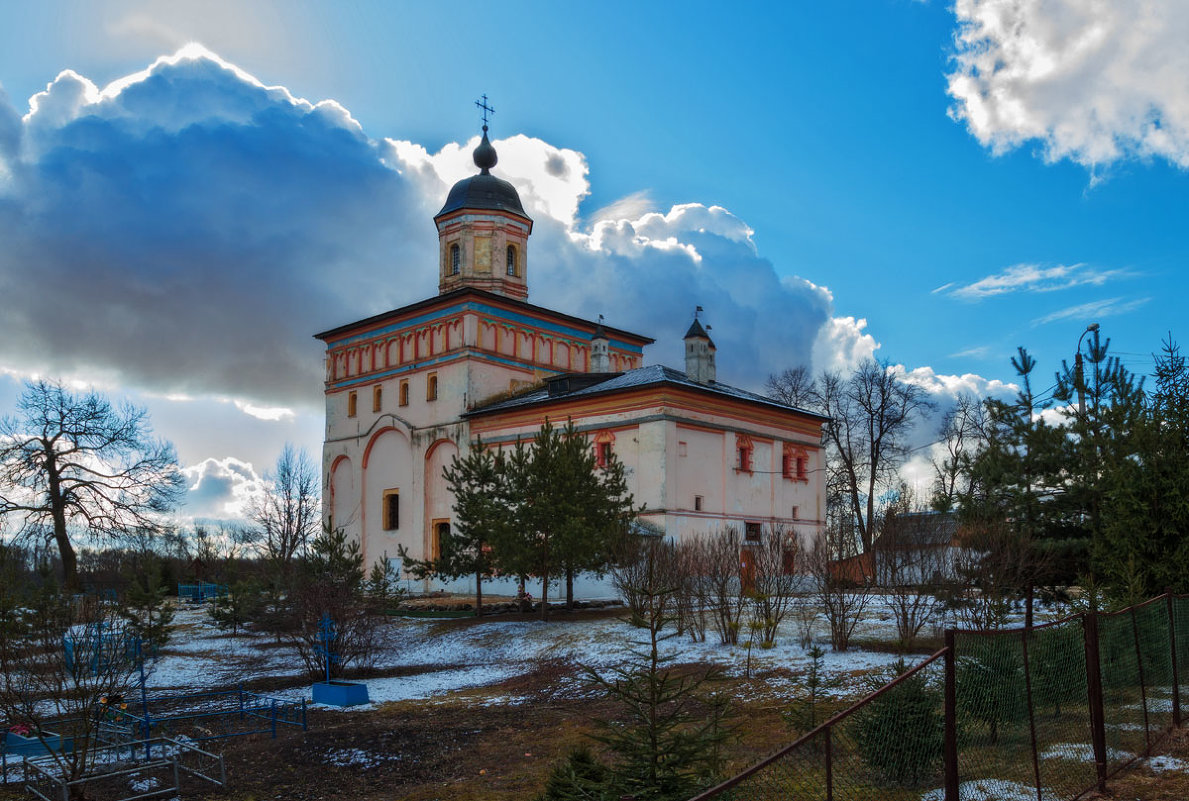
[678,441,688,457]
[347,391,358,418]
[745,522,762,542]
[782,451,793,478]
[427,373,438,401]
[596,442,612,468]
[382,489,399,531]
[797,456,808,479]
[738,446,752,472]
[792,505,800,520]
[399,380,409,407]
[694,495,703,512]
[373,385,383,413]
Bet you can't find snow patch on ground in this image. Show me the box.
[1146,754,1189,773]
[323,747,398,769]
[1040,742,1132,763]
[921,779,1058,800]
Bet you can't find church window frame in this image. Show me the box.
[783,443,809,482]
[372,385,383,413]
[430,519,450,561]
[594,430,616,468]
[506,244,517,276]
[736,433,754,473]
[382,489,400,531]
[399,379,409,407]
[347,391,358,418]
[744,521,762,543]
[426,373,438,402]
[694,495,704,512]
[450,244,461,275]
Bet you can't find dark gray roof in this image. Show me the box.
[684,318,709,339]
[435,173,530,220]
[465,363,828,420]
[877,512,959,549]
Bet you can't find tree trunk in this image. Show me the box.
[475,569,483,618]
[540,575,549,621]
[1025,583,1034,629]
[48,466,79,592]
[566,567,575,609]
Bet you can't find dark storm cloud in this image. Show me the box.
[0,47,844,411]
[0,50,437,408]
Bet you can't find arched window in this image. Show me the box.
[506,245,516,276]
[450,244,461,275]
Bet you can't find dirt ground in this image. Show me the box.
[4,603,1189,800]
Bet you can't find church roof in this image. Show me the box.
[464,363,828,421]
[684,318,710,340]
[435,172,531,221]
[313,286,653,346]
[434,128,532,222]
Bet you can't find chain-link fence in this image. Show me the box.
[690,593,1187,801]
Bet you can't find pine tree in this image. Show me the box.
[584,542,732,800]
[119,554,175,655]
[207,579,263,637]
[399,440,509,616]
[513,419,637,617]
[1097,336,1189,599]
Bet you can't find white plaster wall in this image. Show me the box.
[361,427,415,570]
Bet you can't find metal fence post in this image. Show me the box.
[1130,606,1152,752]
[1083,612,1108,792]
[824,726,833,801]
[1167,590,1182,728]
[301,698,308,731]
[1021,628,1042,800]
[944,630,959,801]
[271,701,278,739]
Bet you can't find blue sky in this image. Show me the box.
[0,0,1186,517]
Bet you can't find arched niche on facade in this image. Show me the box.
[423,438,459,563]
[329,454,358,530]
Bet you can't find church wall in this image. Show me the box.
[361,427,416,569]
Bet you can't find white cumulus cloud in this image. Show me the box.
[948,0,1189,170]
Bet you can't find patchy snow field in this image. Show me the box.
[144,594,1062,712]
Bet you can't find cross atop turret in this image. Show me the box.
[475,94,495,130]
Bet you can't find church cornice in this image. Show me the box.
[314,287,653,348]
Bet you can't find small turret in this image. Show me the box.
[684,310,716,384]
[434,97,532,300]
[590,315,610,372]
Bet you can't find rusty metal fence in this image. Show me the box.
[690,592,1187,801]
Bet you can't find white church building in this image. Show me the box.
[316,123,828,588]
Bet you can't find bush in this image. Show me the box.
[536,746,613,801]
[854,661,943,786]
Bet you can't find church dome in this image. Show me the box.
[435,129,531,221]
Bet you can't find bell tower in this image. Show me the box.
[433,99,533,300]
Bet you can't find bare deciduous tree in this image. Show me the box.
[805,524,873,652]
[0,379,183,590]
[765,365,814,409]
[930,393,990,512]
[875,493,954,651]
[745,525,802,647]
[698,528,749,646]
[815,360,934,554]
[0,574,146,795]
[251,444,319,575]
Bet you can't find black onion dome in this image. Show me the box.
[435,129,531,221]
[473,128,498,172]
